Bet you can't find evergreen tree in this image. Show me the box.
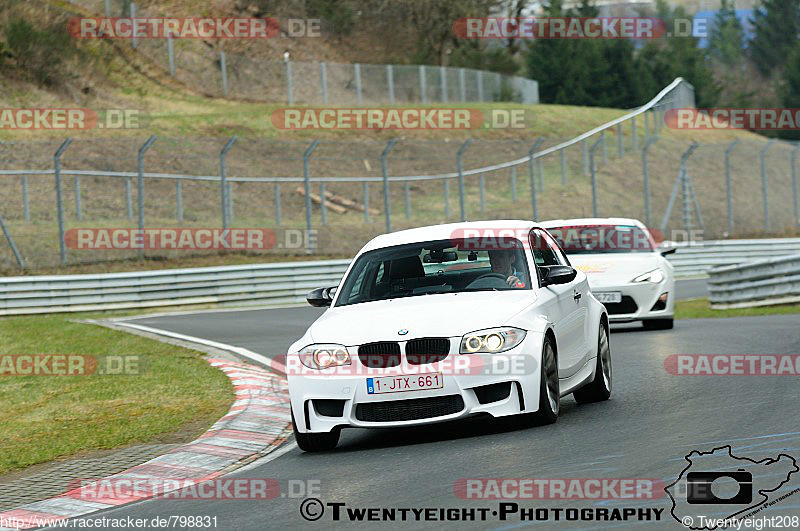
[708,0,745,67]
[779,41,800,140]
[749,0,800,75]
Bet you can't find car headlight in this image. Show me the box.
[299,344,351,370]
[632,269,665,283]
[460,327,526,354]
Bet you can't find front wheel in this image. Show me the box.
[573,323,612,404]
[532,336,559,424]
[292,410,340,452]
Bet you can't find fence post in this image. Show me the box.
[22,176,30,221]
[511,165,517,201]
[537,158,544,194]
[477,71,484,101]
[275,183,282,225]
[631,116,638,151]
[285,59,293,104]
[529,139,544,220]
[363,181,370,223]
[456,139,474,221]
[459,68,466,102]
[73,174,82,221]
[582,138,589,177]
[381,139,399,233]
[589,137,603,217]
[444,178,450,219]
[54,138,72,265]
[354,63,363,104]
[167,32,175,76]
[642,138,657,226]
[759,139,776,231]
[125,176,133,220]
[644,111,650,144]
[303,140,320,248]
[387,64,395,104]
[601,130,607,164]
[440,65,448,103]
[130,1,137,49]
[320,179,327,226]
[724,139,739,233]
[419,65,426,103]
[479,173,486,212]
[792,143,800,227]
[220,51,228,96]
[404,181,411,219]
[104,0,110,16]
[137,135,157,258]
[176,180,183,222]
[617,123,624,158]
[220,136,238,231]
[560,148,567,185]
[320,62,328,104]
[0,212,24,269]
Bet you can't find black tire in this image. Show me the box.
[643,318,674,330]
[292,410,340,452]
[573,323,612,404]
[532,335,559,425]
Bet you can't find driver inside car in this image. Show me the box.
[488,249,526,288]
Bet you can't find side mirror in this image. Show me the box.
[306,286,336,307]
[659,241,677,256]
[540,265,577,287]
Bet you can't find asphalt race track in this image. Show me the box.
[54,278,800,530]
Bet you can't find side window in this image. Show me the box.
[529,229,563,266]
[542,231,571,266]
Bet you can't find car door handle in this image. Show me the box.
[573,292,581,301]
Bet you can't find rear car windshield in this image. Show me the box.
[335,238,531,307]
[546,225,655,254]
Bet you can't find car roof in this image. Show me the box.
[539,217,647,229]
[359,220,541,253]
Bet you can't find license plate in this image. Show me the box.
[366,373,443,395]
[594,291,622,304]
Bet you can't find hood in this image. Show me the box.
[567,253,667,287]
[308,291,535,346]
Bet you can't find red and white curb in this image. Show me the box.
[0,359,291,530]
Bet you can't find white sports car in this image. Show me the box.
[540,217,676,330]
[287,220,611,452]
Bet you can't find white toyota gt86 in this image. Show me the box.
[540,217,676,330]
[287,220,611,452]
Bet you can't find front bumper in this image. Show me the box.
[287,334,544,434]
[591,279,674,322]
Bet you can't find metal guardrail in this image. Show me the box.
[2,238,799,315]
[709,254,800,309]
[669,238,800,277]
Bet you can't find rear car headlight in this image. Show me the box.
[632,269,664,283]
[299,344,351,370]
[460,327,526,354]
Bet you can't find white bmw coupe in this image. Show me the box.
[540,218,676,330]
[287,220,611,452]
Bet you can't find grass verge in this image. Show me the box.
[676,298,800,319]
[0,314,234,475]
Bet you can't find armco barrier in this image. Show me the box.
[1,239,799,315]
[709,254,800,309]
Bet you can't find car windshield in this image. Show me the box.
[334,238,532,307]
[546,225,655,254]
